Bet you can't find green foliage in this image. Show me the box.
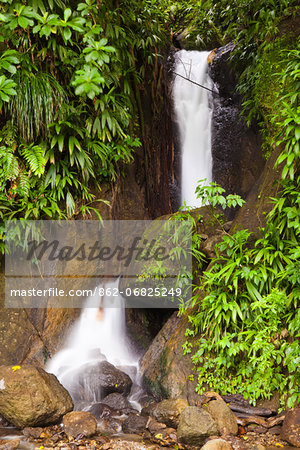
[20,143,46,176]
[0,74,16,107]
[72,66,105,99]
[195,179,245,209]
[158,0,298,50]
[162,0,300,407]
[0,0,166,248]
[272,47,300,180]
[0,50,19,74]
[184,176,299,406]
[1,0,299,407]
[7,70,67,142]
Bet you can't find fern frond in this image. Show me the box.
[20,144,46,177]
[17,171,30,197]
[0,147,19,180]
[6,152,19,180]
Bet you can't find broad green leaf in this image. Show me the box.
[64,8,72,22]
[63,27,72,40]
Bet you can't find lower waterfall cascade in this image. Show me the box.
[173,49,214,208]
[46,279,143,410]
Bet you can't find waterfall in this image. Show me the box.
[173,50,214,208]
[46,279,142,409]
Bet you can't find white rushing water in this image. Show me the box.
[47,279,142,409]
[173,50,214,208]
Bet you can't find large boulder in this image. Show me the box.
[0,365,73,428]
[140,312,200,403]
[63,411,97,438]
[177,406,218,446]
[280,408,300,446]
[81,361,132,398]
[66,361,133,402]
[206,398,238,435]
[151,398,188,428]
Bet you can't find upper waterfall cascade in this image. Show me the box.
[173,50,214,208]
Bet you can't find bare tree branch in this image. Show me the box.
[173,71,220,96]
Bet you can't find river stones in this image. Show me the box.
[22,427,43,439]
[177,406,218,446]
[87,402,115,419]
[280,407,300,446]
[101,440,157,450]
[101,392,132,410]
[98,417,122,434]
[206,398,238,435]
[63,411,97,438]
[0,439,20,450]
[201,439,233,450]
[151,398,188,427]
[0,365,73,428]
[122,415,149,434]
[147,417,167,433]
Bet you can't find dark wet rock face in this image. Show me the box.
[126,308,173,351]
[83,361,132,397]
[208,42,237,99]
[208,43,264,217]
[67,361,133,402]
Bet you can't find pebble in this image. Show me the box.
[0,439,20,450]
